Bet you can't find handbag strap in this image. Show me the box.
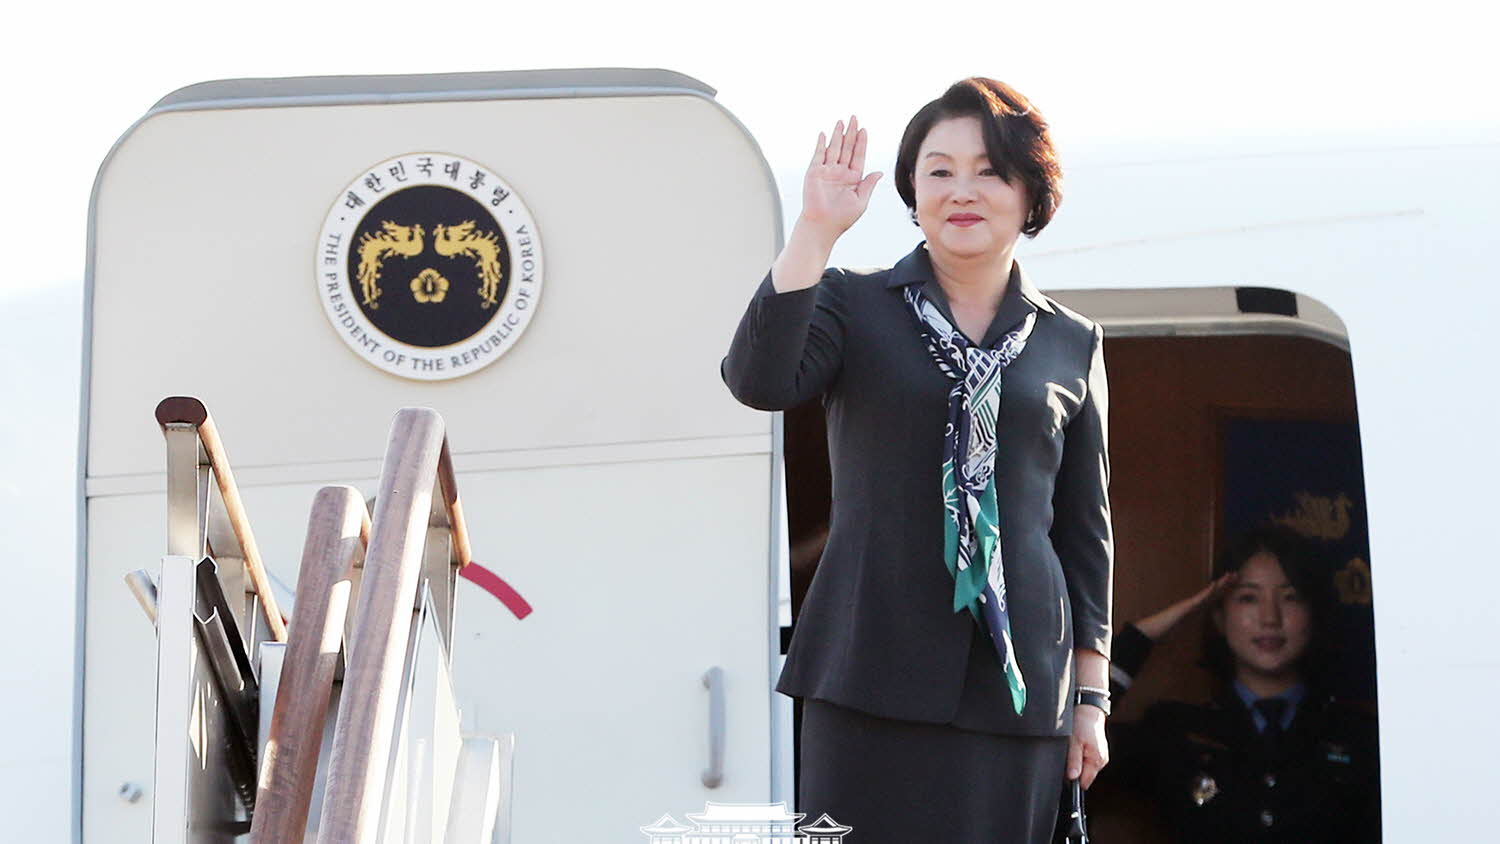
[1062,779,1089,843]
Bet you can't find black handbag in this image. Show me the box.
[1054,778,1090,843]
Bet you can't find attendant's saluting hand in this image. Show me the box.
[1133,572,1239,642]
[800,116,883,242]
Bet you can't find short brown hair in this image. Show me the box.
[894,78,1062,238]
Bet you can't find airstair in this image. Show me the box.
[134,396,512,843]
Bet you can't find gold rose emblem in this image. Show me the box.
[410,268,450,304]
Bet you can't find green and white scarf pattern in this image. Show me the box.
[903,284,1037,714]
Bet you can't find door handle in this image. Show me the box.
[702,666,725,788]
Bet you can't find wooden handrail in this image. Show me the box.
[155,396,288,642]
[317,408,449,844]
[250,486,368,843]
[437,440,473,567]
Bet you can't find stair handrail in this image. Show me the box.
[249,485,370,843]
[155,396,288,642]
[316,407,456,843]
[437,440,474,568]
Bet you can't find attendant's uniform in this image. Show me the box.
[722,243,1114,844]
[1105,624,1382,843]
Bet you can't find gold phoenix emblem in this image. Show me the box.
[356,222,425,309]
[410,269,450,303]
[1274,491,1354,541]
[434,221,504,309]
[355,219,505,309]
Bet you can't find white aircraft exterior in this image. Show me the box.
[49,68,1500,840]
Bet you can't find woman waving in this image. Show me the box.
[723,78,1113,844]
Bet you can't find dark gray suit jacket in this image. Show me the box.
[723,242,1113,736]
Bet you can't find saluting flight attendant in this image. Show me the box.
[1104,526,1381,842]
[723,78,1114,843]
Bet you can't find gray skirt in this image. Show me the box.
[799,698,1069,844]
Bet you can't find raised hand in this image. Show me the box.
[799,115,882,241]
[1134,572,1239,641]
[769,116,883,293]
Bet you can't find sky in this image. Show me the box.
[3,0,1495,298]
[0,0,1494,835]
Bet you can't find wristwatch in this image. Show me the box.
[1076,688,1111,716]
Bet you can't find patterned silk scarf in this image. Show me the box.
[903,285,1037,714]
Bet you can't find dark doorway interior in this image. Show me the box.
[780,332,1379,841]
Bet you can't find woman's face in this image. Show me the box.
[1214,551,1313,681]
[912,115,1030,262]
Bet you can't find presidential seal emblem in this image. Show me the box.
[316,153,543,380]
